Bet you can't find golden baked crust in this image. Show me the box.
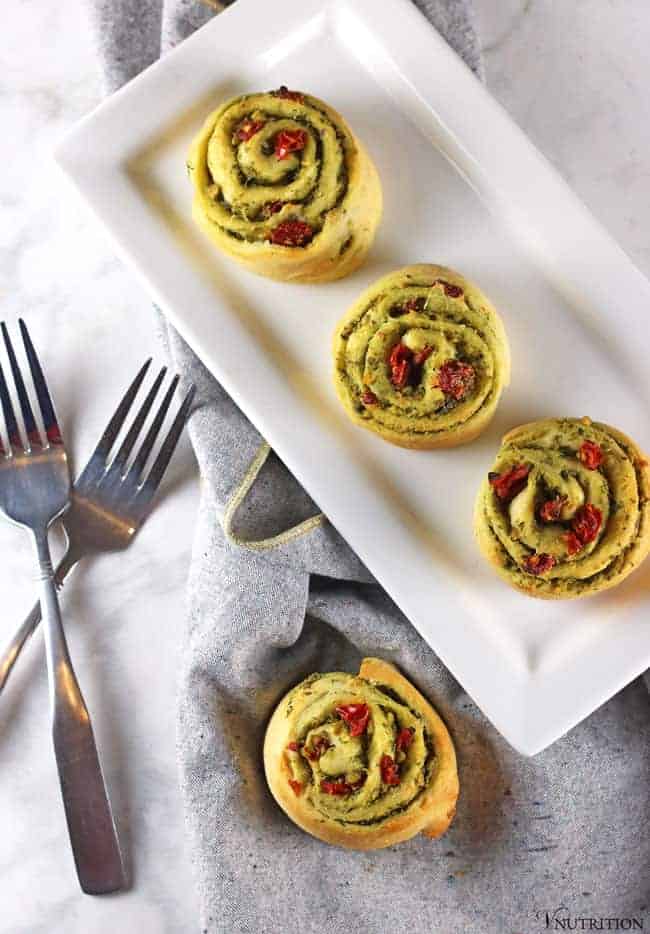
[474,416,650,599]
[187,87,382,283]
[332,264,510,448]
[263,658,458,850]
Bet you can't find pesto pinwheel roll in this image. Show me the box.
[187,86,382,283]
[263,658,458,850]
[333,265,510,448]
[475,417,650,599]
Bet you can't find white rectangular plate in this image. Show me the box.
[55,0,650,755]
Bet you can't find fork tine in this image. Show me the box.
[134,384,195,508]
[18,320,62,446]
[123,375,179,489]
[106,367,167,475]
[92,359,152,462]
[0,338,23,454]
[2,323,41,449]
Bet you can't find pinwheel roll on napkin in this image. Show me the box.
[475,417,650,598]
[264,658,458,851]
[333,265,510,448]
[187,87,382,283]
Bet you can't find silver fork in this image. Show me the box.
[0,358,195,696]
[0,320,125,894]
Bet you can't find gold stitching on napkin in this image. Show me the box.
[222,442,323,550]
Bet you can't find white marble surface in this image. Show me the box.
[1,0,649,930]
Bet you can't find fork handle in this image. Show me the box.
[33,529,126,895]
[0,548,78,695]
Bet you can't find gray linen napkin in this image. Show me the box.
[84,1,650,931]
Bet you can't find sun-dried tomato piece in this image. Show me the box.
[389,343,411,367]
[321,779,353,796]
[433,280,463,298]
[361,389,378,406]
[305,735,331,761]
[275,129,308,160]
[578,441,603,470]
[522,553,557,576]
[391,361,410,389]
[286,741,299,752]
[388,343,434,388]
[288,779,303,796]
[388,342,413,390]
[380,754,401,786]
[403,297,426,313]
[236,118,265,142]
[274,85,305,102]
[270,220,313,247]
[436,360,476,401]
[264,201,284,216]
[396,728,414,752]
[566,532,582,556]
[538,495,567,523]
[489,464,531,502]
[574,504,602,543]
[566,503,602,554]
[336,703,370,737]
[321,776,364,795]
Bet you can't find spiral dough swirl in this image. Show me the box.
[475,417,650,598]
[263,659,458,850]
[333,265,510,448]
[187,87,382,283]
